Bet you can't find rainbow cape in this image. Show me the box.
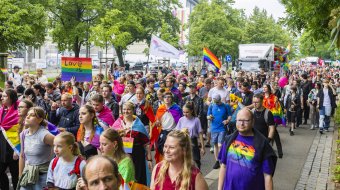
[1,124,20,154]
[263,94,286,126]
[151,104,183,163]
[0,103,20,154]
[203,47,221,71]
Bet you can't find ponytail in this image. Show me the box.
[57,132,80,156]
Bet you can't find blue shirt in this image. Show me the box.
[207,103,232,132]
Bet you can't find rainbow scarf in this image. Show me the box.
[203,47,221,72]
[263,94,286,126]
[76,124,104,149]
[0,103,20,154]
[152,104,182,163]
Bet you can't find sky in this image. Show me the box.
[232,0,286,20]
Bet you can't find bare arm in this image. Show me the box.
[195,172,209,190]
[218,163,226,190]
[268,125,275,139]
[44,134,55,146]
[264,173,273,190]
[18,145,25,177]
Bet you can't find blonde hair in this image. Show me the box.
[154,129,193,190]
[57,132,80,156]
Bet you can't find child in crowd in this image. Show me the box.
[47,132,86,190]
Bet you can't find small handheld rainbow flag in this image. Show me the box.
[0,68,8,74]
[203,47,221,71]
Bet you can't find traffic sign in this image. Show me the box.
[225,55,232,62]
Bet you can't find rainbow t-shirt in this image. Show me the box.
[218,134,275,190]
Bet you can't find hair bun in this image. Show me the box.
[180,128,190,136]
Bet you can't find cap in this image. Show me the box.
[13,66,21,70]
[212,94,221,101]
[188,82,197,88]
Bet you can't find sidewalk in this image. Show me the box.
[295,121,336,190]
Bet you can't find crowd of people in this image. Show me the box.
[0,63,338,190]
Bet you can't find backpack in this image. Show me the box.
[51,156,83,177]
[252,108,269,124]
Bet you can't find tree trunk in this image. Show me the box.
[115,46,125,67]
[74,36,80,58]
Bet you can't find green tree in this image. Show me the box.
[299,31,337,59]
[187,0,245,59]
[46,0,106,57]
[91,0,180,66]
[0,0,47,52]
[281,0,340,47]
[244,7,292,46]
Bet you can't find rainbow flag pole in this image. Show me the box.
[203,47,221,72]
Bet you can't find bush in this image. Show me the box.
[333,101,340,183]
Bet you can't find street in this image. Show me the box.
[200,123,320,189]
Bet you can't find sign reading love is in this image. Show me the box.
[61,57,92,82]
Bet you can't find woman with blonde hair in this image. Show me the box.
[77,104,104,159]
[111,101,151,186]
[150,130,208,190]
[100,128,135,183]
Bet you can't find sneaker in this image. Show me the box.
[290,130,294,136]
[310,125,314,130]
[210,147,214,153]
[278,154,283,159]
[213,161,220,169]
[319,130,323,134]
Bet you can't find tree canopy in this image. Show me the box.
[281,0,340,48]
[0,0,47,52]
[90,0,180,66]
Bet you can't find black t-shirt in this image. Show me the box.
[253,109,275,137]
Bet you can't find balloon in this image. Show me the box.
[278,77,288,88]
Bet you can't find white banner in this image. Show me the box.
[149,35,180,59]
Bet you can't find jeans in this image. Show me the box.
[319,106,332,130]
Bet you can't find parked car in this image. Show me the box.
[131,63,144,70]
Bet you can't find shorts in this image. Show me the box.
[211,131,225,145]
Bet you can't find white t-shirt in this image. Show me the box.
[37,75,48,85]
[323,88,331,106]
[47,156,86,189]
[10,72,22,87]
[120,92,137,105]
[208,86,229,102]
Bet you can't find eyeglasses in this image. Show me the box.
[164,95,172,99]
[236,119,251,124]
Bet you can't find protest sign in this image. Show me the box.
[61,57,92,82]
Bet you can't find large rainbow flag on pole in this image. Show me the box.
[203,47,221,72]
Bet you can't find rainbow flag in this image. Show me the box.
[61,57,92,82]
[1,124,21,154]
[203,47,221,71]
[0,68,8,74]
